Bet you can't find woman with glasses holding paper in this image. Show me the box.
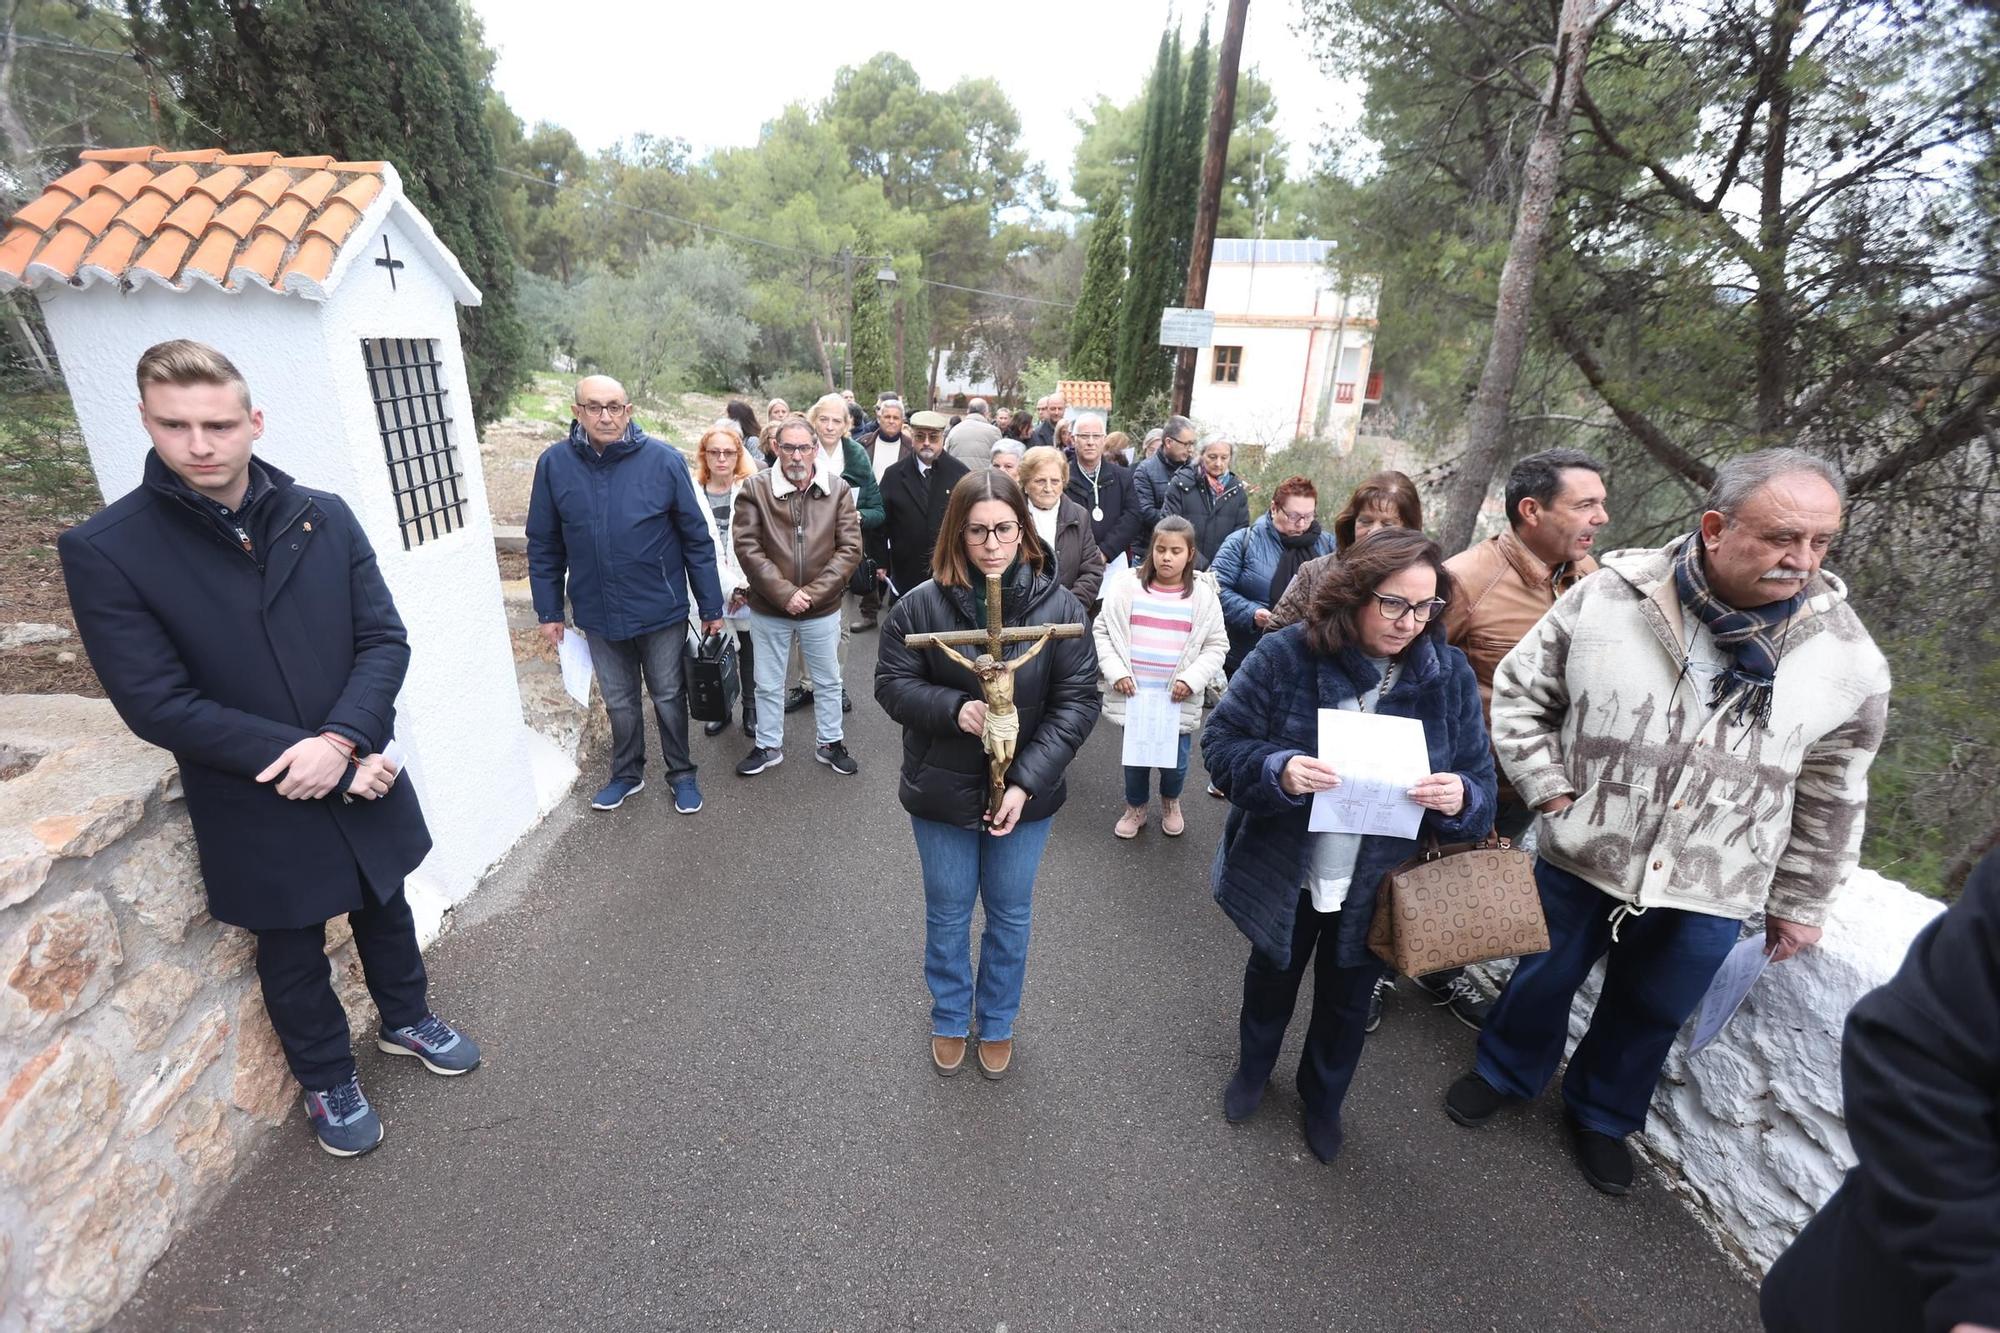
[1201,527,1495,1162]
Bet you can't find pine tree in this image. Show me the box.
[128,0,529,429]
[1114,27,1183,417]
[1066,190,1126,382]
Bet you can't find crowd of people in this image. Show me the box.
[56,343,1996,1332]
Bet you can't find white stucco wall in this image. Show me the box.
[1186,254,1378,451]
[37,210,571,939]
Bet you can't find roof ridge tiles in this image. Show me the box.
[153,149,223,164]
[46,162,111,200]
[78,146,163,164]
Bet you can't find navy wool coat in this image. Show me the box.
[1201,623,1497,970]
[875,563,1101,830]
[59,453,432,931]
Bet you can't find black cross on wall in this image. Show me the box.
[375,235,405,291]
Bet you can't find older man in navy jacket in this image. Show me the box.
[528,376,723,815]
[60,340,479,1159]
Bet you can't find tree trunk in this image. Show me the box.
[1753,0,1802,438]
[809,315,837,392]
[1171,0,1250,417]
[1438,0,1608,552]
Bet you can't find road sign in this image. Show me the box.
[1158,307,1216,349]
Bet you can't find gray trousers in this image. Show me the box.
[592,626,694,782]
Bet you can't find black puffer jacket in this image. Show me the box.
[875,563,1100,830]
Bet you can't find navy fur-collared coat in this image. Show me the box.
[1201,623,1497,969]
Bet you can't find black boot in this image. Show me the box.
[741,698,757,739]
[703,717,728,737]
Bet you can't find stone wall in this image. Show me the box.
[1475,866,1945,1274]
[0,694,402,1330]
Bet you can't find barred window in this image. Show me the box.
[1212,345,1243,383]
[362,337,466,548]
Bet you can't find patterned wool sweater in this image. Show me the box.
[1491,542,1892,926]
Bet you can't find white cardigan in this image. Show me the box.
[691,477,749,629]
[1091,567,1230,734]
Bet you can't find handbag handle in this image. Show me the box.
[1418,832,1515,862]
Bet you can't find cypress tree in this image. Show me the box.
[1067,189,1126,381]
[1114,27,1183,416]
[1168,18,1211,291]
[128,0,530,429]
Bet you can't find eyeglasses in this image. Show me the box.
[966,520,1022,546]
[774,442,818,456]
[576,402,629,417]
[1373,592,1448,623]
[704,447,739,459]
[1274,507,1316,527]
[912,430,944,443]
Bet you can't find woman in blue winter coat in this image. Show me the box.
[1202,527,1496,1163]
[1209,476,1338,676]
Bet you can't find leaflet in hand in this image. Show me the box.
[1121,684,1182,769]
[1688,935,1771,1054]
[1308,709,1428,838]
[558,630,594,708]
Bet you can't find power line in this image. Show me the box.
[492,165,1074,309]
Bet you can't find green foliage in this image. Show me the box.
[1019,357,1063,406]
[571,244,755,400]
[1862,627,2000,898]
[1230,437,1389,529]
[1067,198,1126,381]
[849,271,895,404]
[0,317,96,518]
[1115,27,1185,417]
[127,0,531,430]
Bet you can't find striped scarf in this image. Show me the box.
[1670,532,1804,729]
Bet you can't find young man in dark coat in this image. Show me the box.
[58,340,479,1159]
[875,410,969,597]
[1760,847,2000,1333]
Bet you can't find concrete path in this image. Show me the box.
[116,631,1760,1332]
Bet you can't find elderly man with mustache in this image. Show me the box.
[1444,448,1892,1200]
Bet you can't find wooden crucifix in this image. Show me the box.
[904,571,1086,821]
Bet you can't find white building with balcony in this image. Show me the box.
[1187,239,1380,453]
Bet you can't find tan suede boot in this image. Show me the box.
[1160,797,1185,836]
[977,1037,1013,1080]
[931,1035,967,1077]
[1115,804,1147,839]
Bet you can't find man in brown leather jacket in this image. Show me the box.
[1411,447,1608,1029]
[732,418,864,777]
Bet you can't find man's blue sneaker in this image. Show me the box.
[303,1077,382,1157]
[672,775,703,814]
[590,777,645,810]
[377,1014,482,1075]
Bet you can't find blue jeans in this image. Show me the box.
[909,815,1055,1042]
[747,609,842,750]
[1474,858,1742,1137]
[591,626,693,782]
[1123,732,1192,804]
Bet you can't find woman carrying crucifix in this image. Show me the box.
[874,471,1101,1082]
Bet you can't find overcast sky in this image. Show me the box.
[472,0,1362,208]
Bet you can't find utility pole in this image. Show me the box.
[840,248,855,395]
[1171,0,1249,418]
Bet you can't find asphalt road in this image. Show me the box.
[116,628,1761,1333]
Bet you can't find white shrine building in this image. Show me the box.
[1186,239,1381,453]
[0,144,573,935]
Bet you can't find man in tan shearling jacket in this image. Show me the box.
[1445,448,1891,1199]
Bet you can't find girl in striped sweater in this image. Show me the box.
[1093,516,1231,839]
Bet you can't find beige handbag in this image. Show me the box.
[1367,836,1548,977]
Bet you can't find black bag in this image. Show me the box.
[684,628,738,723]
[848,556,881,596]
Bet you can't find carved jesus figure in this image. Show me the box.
[933,637,1057,816]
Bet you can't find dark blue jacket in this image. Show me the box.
[526,422,723,640]
[1063,457,1143,565]
[1201,624,1497,970]
[59,453,432,931]
[1212,515,1338,629]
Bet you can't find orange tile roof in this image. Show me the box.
[1057,380,1114,410]
[0,145,390,298]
